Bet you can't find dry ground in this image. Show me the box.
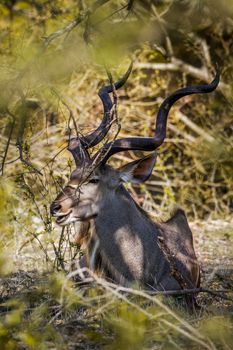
[0,219,232,350]
[1,219,233,306]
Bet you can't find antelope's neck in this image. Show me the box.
[93,185,162,284]
[95,185,155,234]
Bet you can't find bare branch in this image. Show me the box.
[16,100,42,175]
[1,110,15,176]
[136,57,229,92]
[43,0,111,49]
[69,267,233,301]
[176,110,215,142]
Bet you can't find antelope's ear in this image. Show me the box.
[118,153,157,184]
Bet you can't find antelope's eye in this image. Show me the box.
[89,178,99,184]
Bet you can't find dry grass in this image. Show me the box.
[0,1,233,348]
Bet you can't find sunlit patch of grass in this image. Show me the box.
[0,270,232,350]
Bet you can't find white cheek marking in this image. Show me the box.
[54,210,72,217]
[89,239,100,271]
[59,214,80,226]
[68,184,79,189]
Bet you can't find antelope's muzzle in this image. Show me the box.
[50,202,61,216]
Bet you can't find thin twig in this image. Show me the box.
[43,0,111,49]
[136,58,229,92]
[1,110,15,175]
[68,268,233,300]
[67,268,217,350]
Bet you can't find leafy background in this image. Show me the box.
[0,1,232,349]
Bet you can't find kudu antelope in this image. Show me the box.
[50,65,219,295]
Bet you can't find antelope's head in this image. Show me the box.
[50,64,219,226]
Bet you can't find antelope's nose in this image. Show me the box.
[50,202,61,215]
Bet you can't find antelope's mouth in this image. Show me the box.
[56,211,72,225]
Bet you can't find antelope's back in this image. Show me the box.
[159,207,200,288]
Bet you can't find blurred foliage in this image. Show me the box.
[0,271,233,350]
[0,178,14,276]
[0,0,233,349]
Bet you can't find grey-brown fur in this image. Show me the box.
[51,158,200,293]
[49,71,219,300]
